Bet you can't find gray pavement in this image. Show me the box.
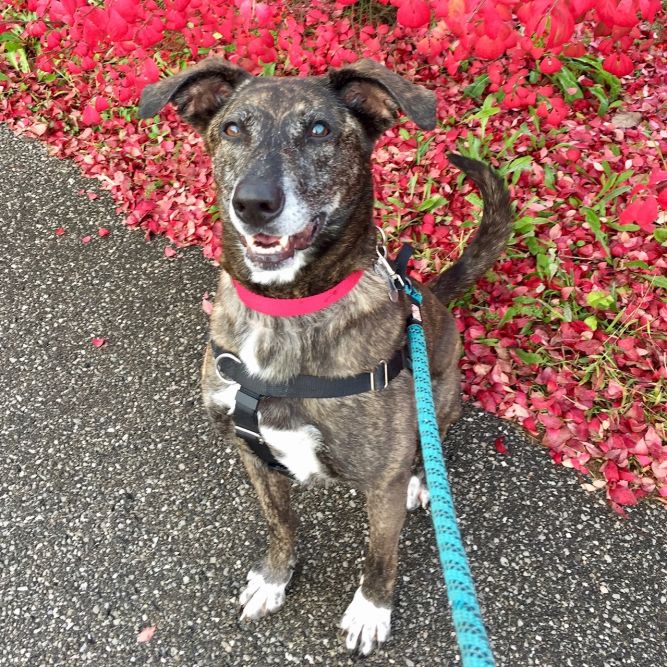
[0,124,665,667]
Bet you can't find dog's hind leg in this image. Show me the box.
[407,381,461,511]
[340,471,410,655]
[237,447,297,621]
[406,470,430,511]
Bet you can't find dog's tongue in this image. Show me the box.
[242,219,320,267]
[253,233,282,247]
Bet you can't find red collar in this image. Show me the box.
[232,271,364,317]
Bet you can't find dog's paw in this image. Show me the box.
[340,587,391,655]
[406,475,430,511]
[239,570,289,621]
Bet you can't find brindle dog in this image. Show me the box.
[139,57,511,655]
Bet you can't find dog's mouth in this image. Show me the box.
[240,214,325,269]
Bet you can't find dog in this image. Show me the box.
[139,57,511,656]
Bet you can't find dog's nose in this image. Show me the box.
[232,177,285,228]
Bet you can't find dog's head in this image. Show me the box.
[139,58,436,285]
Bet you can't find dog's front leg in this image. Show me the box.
[237,446,297,621]
[340,472,410,655]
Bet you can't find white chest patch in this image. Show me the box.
[238,328,262,376]
[259,424,324,483]
[207,382,241,415]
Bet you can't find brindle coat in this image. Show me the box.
[139,57,511,655]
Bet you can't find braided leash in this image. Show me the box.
[404,281,495,667]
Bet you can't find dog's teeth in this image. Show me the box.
[279,236,290,249]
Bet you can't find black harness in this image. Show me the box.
[211,341,411,475]
[213,245,415,476]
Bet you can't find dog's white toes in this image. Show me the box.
[419,485,430,509]
[239,570,288,621]
[340,587,391,655]
[406,475,430,511]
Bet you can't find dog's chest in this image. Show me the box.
[206,271,399,483]
[211,323,325,482]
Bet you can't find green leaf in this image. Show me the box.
[536,252,558,279]
[562,302,573,322]
[498,305,519,328]
[501,155,533,185]
[7,47,30,73]
[642,275,667,290]
[524,236,542,256]
[588,84,610,116]
[582,207,610,257]
[463,74,489,99]
[498,125,531,157]
[553,67,584,101]
[513,216,537,235]
[501,155,533,175]
[606,220,639,232]
[653,228,667,243]
[415,134,435,164]
[544,163,556,190]
[625,260,650,270]
[260,62,276,76]
[584,315,598,331]
[515,349,546,365]
[0,31,21,45]
[586,291,614,309]
[417,195,448,212]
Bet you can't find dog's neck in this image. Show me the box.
[220,193,378,298]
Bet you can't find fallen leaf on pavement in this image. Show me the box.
[202,292,213,316]
[137,625,157,643]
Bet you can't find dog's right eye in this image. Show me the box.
[309,122,331,139]
[222,122,241,138]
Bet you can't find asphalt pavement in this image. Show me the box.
[0,125,665,667]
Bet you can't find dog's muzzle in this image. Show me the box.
[238,213,325,268]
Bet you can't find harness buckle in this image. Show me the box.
[235,424,265,444]
[370,359,389,391]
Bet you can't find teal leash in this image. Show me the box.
[375,237,495,665]
[404,279,495,667]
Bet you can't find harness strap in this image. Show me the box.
[212,342,409,399]
[211,341,410,475]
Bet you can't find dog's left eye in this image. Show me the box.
[309,122,331,139]
[223,122,241,138]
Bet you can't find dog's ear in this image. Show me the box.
[328,59,436,139]
[138,57,251,134]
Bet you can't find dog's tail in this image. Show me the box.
[428,154,512,305]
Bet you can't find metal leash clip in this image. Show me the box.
[374,227,403,302]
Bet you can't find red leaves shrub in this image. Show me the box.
[396,0,431,28]
[603,52,635,76]
[0,0,665,512]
